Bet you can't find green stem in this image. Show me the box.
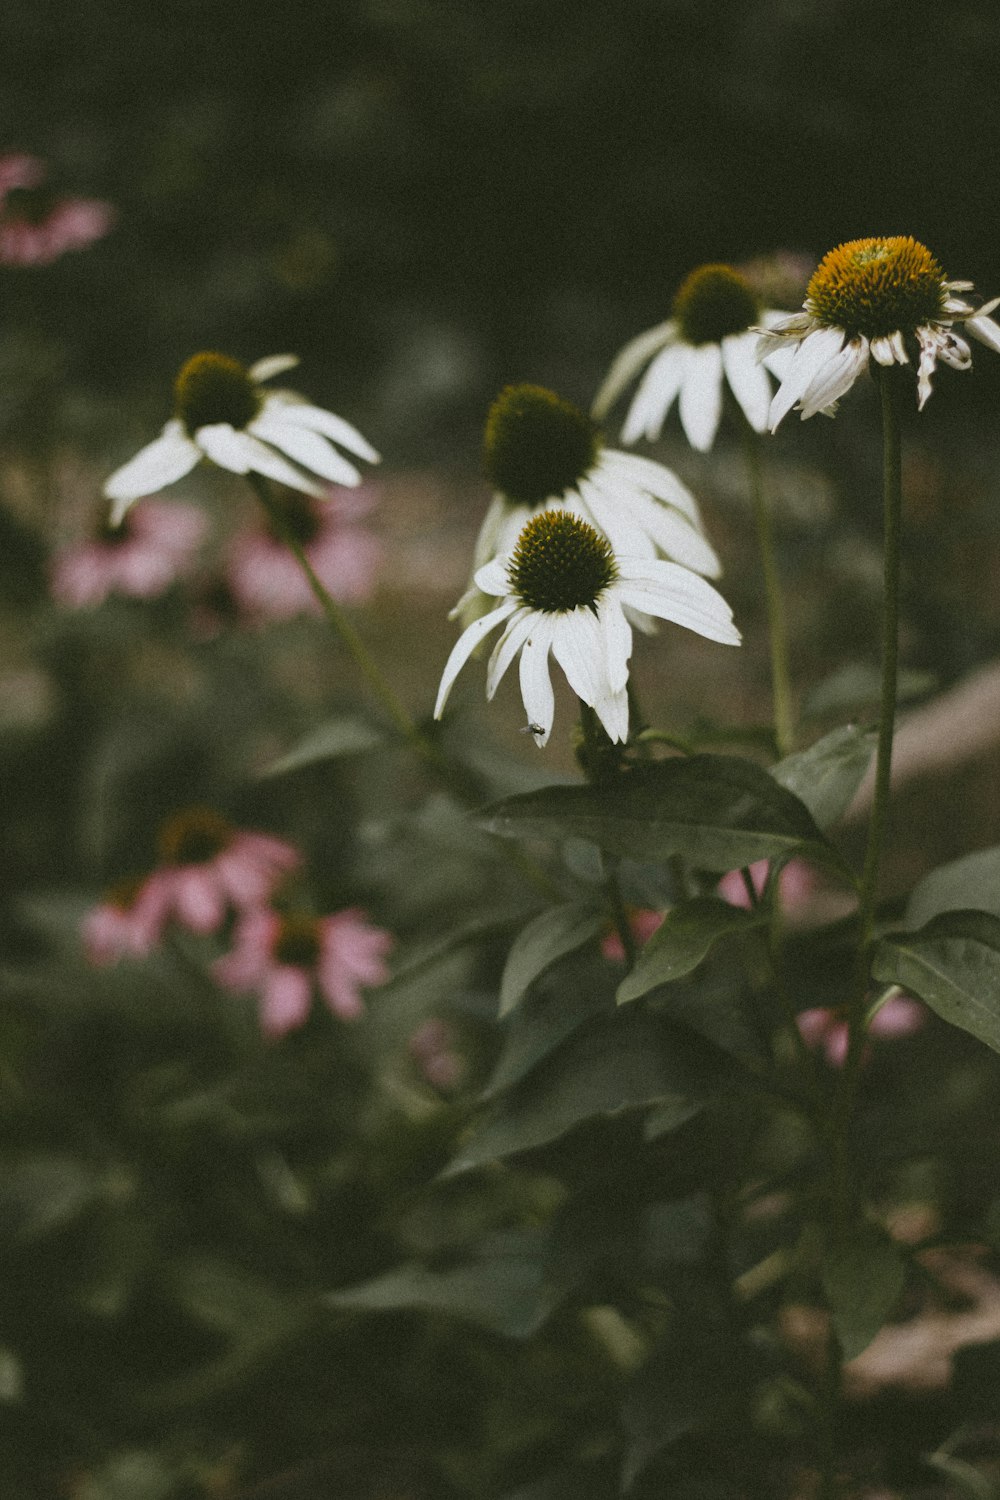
[741,420,794,758]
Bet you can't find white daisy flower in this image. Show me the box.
[761,237,1000,428]
[453,383,722,631]
[104,352,380,525]
[435,508,740,748]
[592,264,793,451]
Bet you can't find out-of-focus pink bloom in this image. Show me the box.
[716,857,818,914]
[0,153,114,266]
[796,995,926,1067]
[50,499,206,608]
[0,153,45,199]
[601,907,664,962]
[225,485,382,622]
[214,906,392,1039]
[82,878,162,965]
[408,1017,465,1092]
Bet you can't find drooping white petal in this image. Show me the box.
[600,450,703,529]
[678,342,724,451]
[249,410,362,486]
[721,331,772,432]
[551,607,607,706]
[916,331,938,410]
[196,424,327,496]
[518,619,557,745]
[869,336,898,367]
[434,599,519,719]
[104,420,201,522]
[249,354,300,382]
[262,396,380,462]
[574,475,656,561]
[601,478,721,578]
[621,342,689,443]
[592,319,676,421]
[617,559,741,645]
[486,607,536,698]
[598,590,634,693]
[768,325,846,429]
[474,557,513,597]
[798,338,869,419]
[593,684,630,744]
[936,330,971,370]
[965,313,1000,354]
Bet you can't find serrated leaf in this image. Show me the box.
[325,1230,555,1338]
[822,1221,906,1360]
[872,909,1000,1054]
[499,902,603,1017]
[479,754,845,876]
[905,846,1000,928]
[771,725,876,830]
[259,713,385,776]
[450,1015,728,1171]
[617,898,763,1005]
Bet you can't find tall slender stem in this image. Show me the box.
[741,421,794,758]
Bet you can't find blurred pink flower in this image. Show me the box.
[408,1017,465,1092]
[601,907,664,962]
[0,153,114,266]
[214,906,392,1039]
[716,857,818,913]
[796,995,926,1067]
[82,878,163,965]
[50,499,206,608]
[226,485,382,622]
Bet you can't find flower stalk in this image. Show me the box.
[741,418,794,757]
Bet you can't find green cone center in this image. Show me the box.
[483,384,599,507]
[174,352,262,435]
[508,509,617,613]
[274,915,320,966]
[673,264,760,345]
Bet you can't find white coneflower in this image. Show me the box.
[436,508,740,747]
[104,352,379,524]
[761,237,1000,426]
[592,263,793,451]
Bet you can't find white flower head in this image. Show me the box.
[761,236,1000,428]
[592,263,793,451]
[453,383,722,631]
[436,508,740,748]
[104,352,380,525]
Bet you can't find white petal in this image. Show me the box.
[196,424,327,496]
[617,559,741,645]
[768,326,846,429]
[609,482,721,577]
[518,619,557,745]
[600,451,703,529]
[104,420,200,521]
[486,607,536,697]
[263,397,380,462]
[678,342,724,451]
[936,330,971,370]
[916,332,938,410]
[721,331,772,432]
[249,354,300,382]
[621,343,689,443]
[551,608,607,705]
[250,410,362,486]
[798,338,869,419]
[575,475,655,560]
[966,314,1000,354]
[474,557,513,596]
[869,336,897,367]
[593,684,630,744]
[434,599,519,718]
[598,590,634,693]
[591,319,676,421]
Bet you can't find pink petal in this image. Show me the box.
[260,966,313,1039]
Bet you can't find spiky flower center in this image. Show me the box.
[157,807,232,866]
[174,352,261,436]
[805,237,947,339]
[264,491,322,547]
[508,509,617,614]
[483,385,599,507]
[274,914,320,966]
[105,875,145,910]
[673,264,760,345]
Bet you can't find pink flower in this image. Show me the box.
[50,499,206,608]
[408,1017,465,1092]
[601,907,664,962]
[0,153,45,199]
[82,878,163,965]
[716,858,818,914]
[214,907,393,1040]
[0,154,114,266]
[796,995,926,1067]
[225,485,382,622]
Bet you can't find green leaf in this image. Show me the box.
[771,725,876,830]
[325,1230,555,1338]
[484,978,614,1099]
[258,713,385,776]
[499,902,603,1017]
[479,754,844,876]
[617,897,764,1005]
[872,910,1000,1054]
[822,1221,906,1360]
[450,1015,729,1171]
[802,663,937,721]
[905,846,1000,928]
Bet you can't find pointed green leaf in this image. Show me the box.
[479,754,845,875]
[259,713,385,777]
[617,897,764,1005]
[872,909,1000,1054]
[822,1221,906,1359]
[485,979,614,1099]
[771,725,876,830]
[905,846,1000,928]
[500,902,604,1017]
